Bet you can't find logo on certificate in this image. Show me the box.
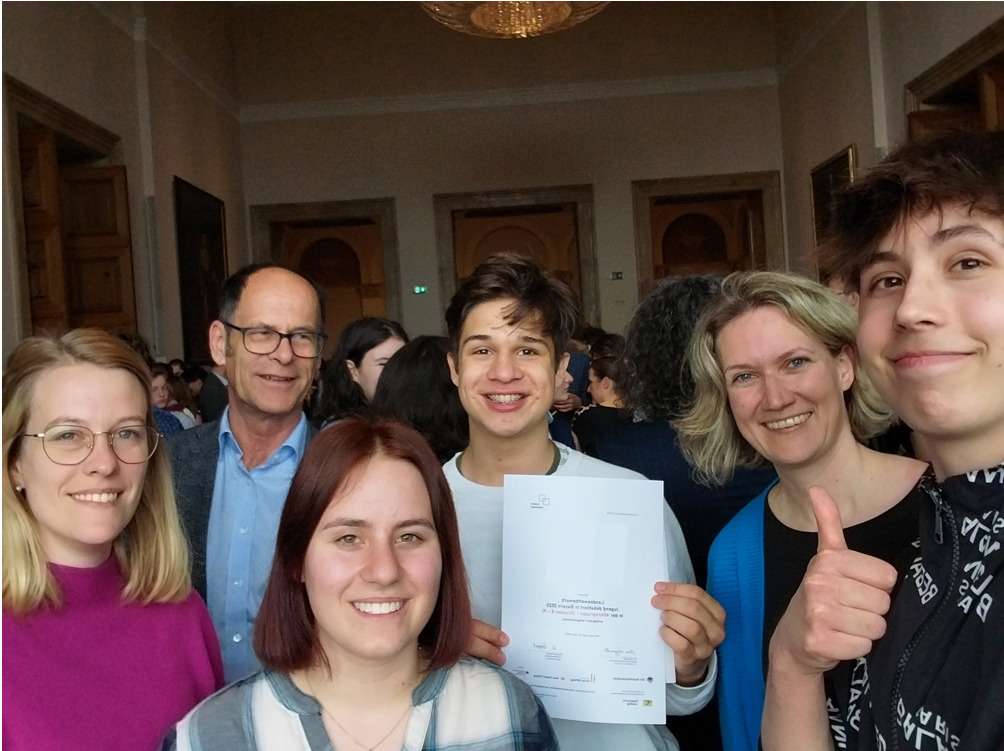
[529,494,551,509]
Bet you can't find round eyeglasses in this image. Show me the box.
[222,321,326,358]
[21,425,161,466]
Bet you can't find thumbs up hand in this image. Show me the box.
[769,486,900,675]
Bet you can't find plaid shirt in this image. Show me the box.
[163,657,558,751]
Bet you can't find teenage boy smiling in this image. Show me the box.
[444,253,725,751]
[762,133,1004,750]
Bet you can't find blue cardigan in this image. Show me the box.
[707,482,776,751]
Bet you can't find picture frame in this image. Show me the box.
[810,145,856,245]
[173,177,228,363]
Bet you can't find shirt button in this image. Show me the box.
[239,527,249,535]
[233,579,243,588]
[232,633,243,643]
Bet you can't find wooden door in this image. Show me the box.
[648,192,766,282]
[279,222,387,355]
[451,204,581,296]
[59,165,136,332]
[19,126,68,334]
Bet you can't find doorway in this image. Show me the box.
[632,172,785,297]
[249,199,401,356]
[434,185,599,326]
[6,76,136,338]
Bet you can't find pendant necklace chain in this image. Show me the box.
[306,674,412,751]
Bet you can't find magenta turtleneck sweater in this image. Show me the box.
[3,555,223,750]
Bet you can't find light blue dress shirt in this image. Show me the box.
[205,408,308,683]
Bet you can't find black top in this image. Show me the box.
[571,406,775,588]
[761,488,922,676]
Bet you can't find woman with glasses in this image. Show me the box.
[3,329,223,751]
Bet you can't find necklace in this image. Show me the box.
[457,441,561,477]
[307,674,413,751]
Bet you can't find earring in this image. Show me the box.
[14,485,24,492]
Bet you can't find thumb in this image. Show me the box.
[810,486,847,552]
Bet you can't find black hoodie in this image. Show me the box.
[829,464,1004,751]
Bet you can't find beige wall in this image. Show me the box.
[241,86,784,336]
[147,46,246,359]
[775,3,876,274]
[1,1,245,360]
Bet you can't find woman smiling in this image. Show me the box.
[166,418,556,751]
[2,329,222,751]
[674,272,926,751]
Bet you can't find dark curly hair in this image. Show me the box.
[370,336,469,463]
[315,317,408,425]
[622,275,722,421]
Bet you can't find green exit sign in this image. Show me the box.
[413,285,429,295]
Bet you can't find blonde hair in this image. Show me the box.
[674,271,894,485]
[3,329,192,614]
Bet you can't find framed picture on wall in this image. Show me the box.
[810,145,856,245]
[173,177,227,363]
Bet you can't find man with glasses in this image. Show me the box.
[168,263,325,682]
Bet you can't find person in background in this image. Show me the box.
[150,363,196,429]
[169,358,186,377]
[3,329,222,751]
[616,276,777,589]
[168,374,200,426]
[674,271,926,751]
[117,333,184,436]
[165,419,557,751]
[168,263,325,683]
[315,317,408,428]
[181,365,208,399]
[762,131,1004,751]
[571,332,627,455]
[370,336,469,464]
[197,363,229,424]
[443,253,722,751]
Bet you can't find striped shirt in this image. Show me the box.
[163,658,558,750]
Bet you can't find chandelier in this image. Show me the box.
[421,2,609,39]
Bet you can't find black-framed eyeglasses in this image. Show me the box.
[22,425,161,466]
[222,322,326,358]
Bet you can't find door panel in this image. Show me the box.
[18,126,68,334]
[452,204,581,296]
[648,192,766,281]
[60,165,136,332]
[279,223,386,355]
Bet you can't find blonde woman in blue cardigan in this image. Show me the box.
[674,272,925,751]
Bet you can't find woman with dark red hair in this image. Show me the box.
[164,418,556,751]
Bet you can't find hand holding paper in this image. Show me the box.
[651,582,725,686]
[502,474,669,724]
[467,618,509,666]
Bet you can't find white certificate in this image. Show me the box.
[501,474,670,724]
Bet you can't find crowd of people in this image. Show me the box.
[3,131,1002,751]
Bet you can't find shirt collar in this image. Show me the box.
[218,407,309,464]
[265,665,450,715]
